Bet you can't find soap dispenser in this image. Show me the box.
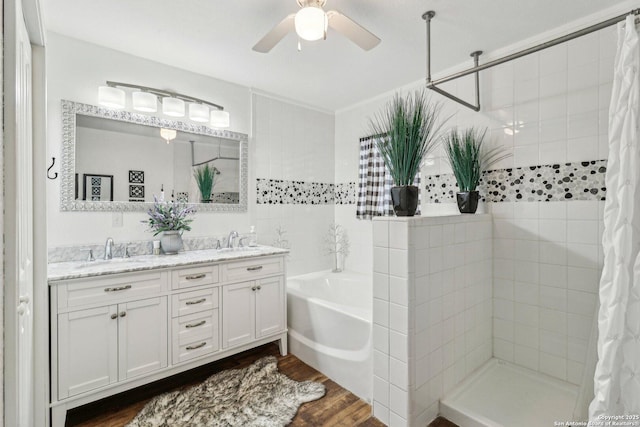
[248,226,258,247]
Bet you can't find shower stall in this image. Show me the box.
[365,7,640,426]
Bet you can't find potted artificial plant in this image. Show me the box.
[144,196,195,254]
[194,164,219,203]
[443,127,509,213]
[369,89,445,216]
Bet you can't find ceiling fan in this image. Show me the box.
[252,0,380,53]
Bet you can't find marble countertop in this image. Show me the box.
[48,246,289,282]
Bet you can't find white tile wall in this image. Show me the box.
[489,200,604,382]
[372,214,492,426]
[253,94,336,276]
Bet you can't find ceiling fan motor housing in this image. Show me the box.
[296,0,327,8]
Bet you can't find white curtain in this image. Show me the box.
[589,15,640,420]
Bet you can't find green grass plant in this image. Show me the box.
[368,90,445,186]
[444,127,510,192]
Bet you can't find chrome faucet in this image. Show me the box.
[104,237,114,260]
[226,231,239,249]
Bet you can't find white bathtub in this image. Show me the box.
[287,270,372,401]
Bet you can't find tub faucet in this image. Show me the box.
[226,231,239,249]
[104,237,114,260]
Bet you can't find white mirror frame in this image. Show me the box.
[60,100,248,212]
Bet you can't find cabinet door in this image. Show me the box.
[222,282,255,348]
[256,276,285,338]
[57,305,118,399]
[118,297,168,380]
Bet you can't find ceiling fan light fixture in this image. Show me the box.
[160,128,177,144]
[294,6,327,41]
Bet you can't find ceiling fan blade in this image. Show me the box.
[326,10,380,51]
[252,14,296,53]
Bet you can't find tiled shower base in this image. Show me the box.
[440,359,579,427]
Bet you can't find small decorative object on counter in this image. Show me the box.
[143,196,195,254]
[443,127,511,214]
[248,225,258,247]
[153,240,161,255]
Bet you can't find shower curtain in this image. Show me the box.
[589,14,640,420]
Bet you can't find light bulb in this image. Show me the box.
[132,91,157,112]
[98,86,125,109]
[189,103,210,123]
[162,97,185,117]
[294,7,327,41]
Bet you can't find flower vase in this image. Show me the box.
[160,230,183,254]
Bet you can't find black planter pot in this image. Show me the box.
[456,191,479,214]
[390,185,419,217]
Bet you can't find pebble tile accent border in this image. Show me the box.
[425,160,607,203]
[256,179,356,205]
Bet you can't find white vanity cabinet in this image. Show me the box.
[53,271,169,400]
[222,276,285,348]
[49,252,287,427]
[57,297,168,399]
[221,256,285,350]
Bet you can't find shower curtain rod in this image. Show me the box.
[424,8,640,111]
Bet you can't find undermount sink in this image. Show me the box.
[74,257,138,269]
[217,247,260,253]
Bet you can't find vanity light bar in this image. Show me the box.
[97,81,229,127]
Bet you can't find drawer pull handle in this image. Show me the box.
[247,266,263,271]
[186,342,206,350]
[186,298,206,305]
[104,285,132,292]
[251,286,256,291]
[119,311,126,317]
[186,273,206,280]
[257,285,262,290]
[185,320,206,329]
[110,313,118,320]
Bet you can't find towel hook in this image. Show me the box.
[47,157,58,180]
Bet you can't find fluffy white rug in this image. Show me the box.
[126,356,326,427]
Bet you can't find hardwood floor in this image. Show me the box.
[65,343,457,427]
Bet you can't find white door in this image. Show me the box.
[118,297,168,379]
[256,276,285,338]
[222,282,256,348]
[5,0,35,424]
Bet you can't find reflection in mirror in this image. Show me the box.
[60,100,248,212]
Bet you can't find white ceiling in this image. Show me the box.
[43,0,628,111]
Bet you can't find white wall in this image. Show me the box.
[46,35,338,276]
[252,93,336,276]
[46,32,252,246]
[335,14,619,386]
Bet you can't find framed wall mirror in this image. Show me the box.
[60,100,248,212]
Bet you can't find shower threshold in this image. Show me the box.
[440,358,580,427]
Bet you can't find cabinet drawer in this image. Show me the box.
[57,271,167,310]
[221,257,284,282]
[171,265,219,290]
[172,311,219,364]
[171,288,218,318]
